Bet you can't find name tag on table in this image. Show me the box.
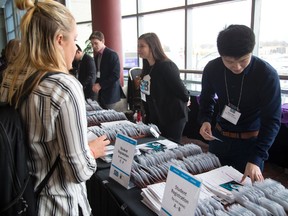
[160,165,202,216]
[109,134,137,189]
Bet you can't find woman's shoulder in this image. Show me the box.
[38,72,83,99]
[156,59,178,70]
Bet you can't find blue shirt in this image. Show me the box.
[199,56,282,166]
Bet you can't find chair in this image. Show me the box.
[127,67,142,112]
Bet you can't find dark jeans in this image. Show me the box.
[209,129,264,173]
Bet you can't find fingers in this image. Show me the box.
[240,174,247,184]
[243,163,264,183]
[199,122,213,140]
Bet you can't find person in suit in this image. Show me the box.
[89,31,124,109]
[73,44,97,100]
[138,32,190,143]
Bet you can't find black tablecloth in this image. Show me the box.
[86,136,163,216]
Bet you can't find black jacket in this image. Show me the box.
[95,47,123,104]
[78,53,97,99]
[147,60,189,125]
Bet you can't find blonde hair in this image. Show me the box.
[2,0,75,106]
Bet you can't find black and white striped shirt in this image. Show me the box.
[1,73,96,216]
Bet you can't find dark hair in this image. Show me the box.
[89,31,105,41]
[217,24,255,58]
[76,44,82,52]
[138,32,168,73]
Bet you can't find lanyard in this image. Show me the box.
[224,68,245,111]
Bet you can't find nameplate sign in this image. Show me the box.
[109,133,136,189]
[160,165,202,216]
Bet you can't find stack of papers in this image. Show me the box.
[195,165,251,204]
[140,166,252,214]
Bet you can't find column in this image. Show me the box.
[90,0,124,86]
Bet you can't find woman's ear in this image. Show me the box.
[56,34,64,46]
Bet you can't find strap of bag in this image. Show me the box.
[16,71,62,196]
[16,71,57,106]
[34,154,60,197]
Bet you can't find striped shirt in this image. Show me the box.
[0,73,96,216]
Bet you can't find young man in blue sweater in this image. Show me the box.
[198,25,281,183]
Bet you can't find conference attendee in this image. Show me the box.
[0,0,109,215]
[0,39,21,83]
[89,31,124,109]
[73,44,97,100]
[138,32,190,143]
[198,24,281,183]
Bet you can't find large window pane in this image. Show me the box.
[122,17,138,70]
[121,0,137,16]
[138,10,185,69]
[76,23,93,55]
[188,0,219,4]
[258,0,288,76]
[138,0,185,13]
[187,0,251,70]
[67,0,91,22]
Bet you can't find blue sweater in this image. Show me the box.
[199,56,282,166]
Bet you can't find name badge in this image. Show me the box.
[140,74,151,95]
[221,105,241,125]
[96,71,101,78]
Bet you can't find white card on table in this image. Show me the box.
[109,133,137,189]
[160,165,202,216]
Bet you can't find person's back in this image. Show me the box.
[0,0,109,215]
[0,39,21,83]
[74,44,97,100]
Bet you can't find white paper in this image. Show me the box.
[109,134,137,189]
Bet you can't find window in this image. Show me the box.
[138,10,185,69]
[186,1,251,70]
[138,0,185,13]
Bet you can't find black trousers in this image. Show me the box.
[158,117,187,144]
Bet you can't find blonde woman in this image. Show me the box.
[0,0,109,215]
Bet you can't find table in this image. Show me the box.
[86,136,162,216]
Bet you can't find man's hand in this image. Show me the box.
[241,162,264,183]
[199,122,214,141]
[92,83,101,93]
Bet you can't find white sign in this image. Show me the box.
[109,134,137,189]
[160,165,202,216]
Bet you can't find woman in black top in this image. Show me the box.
[138,32,189,143]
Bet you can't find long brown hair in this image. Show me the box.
[138,33,168,75]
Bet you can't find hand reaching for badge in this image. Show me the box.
[199,122,223,142]
[89,134,110,159]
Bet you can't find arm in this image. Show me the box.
[55,77,97,183]
[198,63,217,126]
[162,61,189,102]
[242,66,281,183]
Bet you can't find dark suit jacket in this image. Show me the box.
[78,53,97,99]
[95,47,123,105]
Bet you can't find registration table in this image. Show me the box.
[86,136,161,216]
